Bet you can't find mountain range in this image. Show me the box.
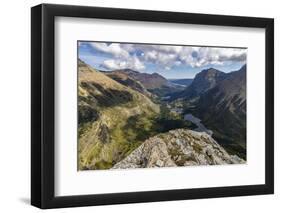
[78,59,246,169]
[175,65,246,158]
[194,65,246,158]
[103,69,186,97]
[112,69,168,89]
[172,68,226,100]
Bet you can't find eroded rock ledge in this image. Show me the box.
[112,129,245,169]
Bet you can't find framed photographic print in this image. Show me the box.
[31,3,274,209]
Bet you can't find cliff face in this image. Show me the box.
[115,69,168,90]
[103,71,152,97]
[193,65,247,159]
[172,68,226,100]
[112,129,245,169]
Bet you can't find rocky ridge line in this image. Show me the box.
[112,129,245,169]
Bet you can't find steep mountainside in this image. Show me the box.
[113,129,245,169]
[106,69,185,97]
[103,70,152,97]
[173,68,226,100]
[78,59,160,170]
[198,65,246,115]
[115,69,168,89]
[193,65,246,158]
[78,58,246,170]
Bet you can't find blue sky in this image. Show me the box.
[78,41,247,79]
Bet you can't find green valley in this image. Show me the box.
[78,60,194,170]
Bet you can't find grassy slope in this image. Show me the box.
[78,60,197,170]
[78,60,160,170]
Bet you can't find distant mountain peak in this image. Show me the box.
[106,69,168,90]
[202,67,221,72]
[185,67,226,96]
[117,68,139,74]
[198,67,226,77]
[151,72,162,76]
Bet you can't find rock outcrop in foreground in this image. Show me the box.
[112,129,245,169]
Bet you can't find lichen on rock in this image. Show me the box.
[112,129,245,169]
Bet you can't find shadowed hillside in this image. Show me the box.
[78,59,247,170]
[172,65,247,159]
[194,65,246,158]
[78,59,160,170]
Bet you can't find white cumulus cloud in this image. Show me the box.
[87,42,246,71]
[101,55,145,71]
[90,43,130,59]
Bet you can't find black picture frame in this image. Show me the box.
[31,3,274,209]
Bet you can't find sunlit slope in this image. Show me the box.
[78,60,160,170]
